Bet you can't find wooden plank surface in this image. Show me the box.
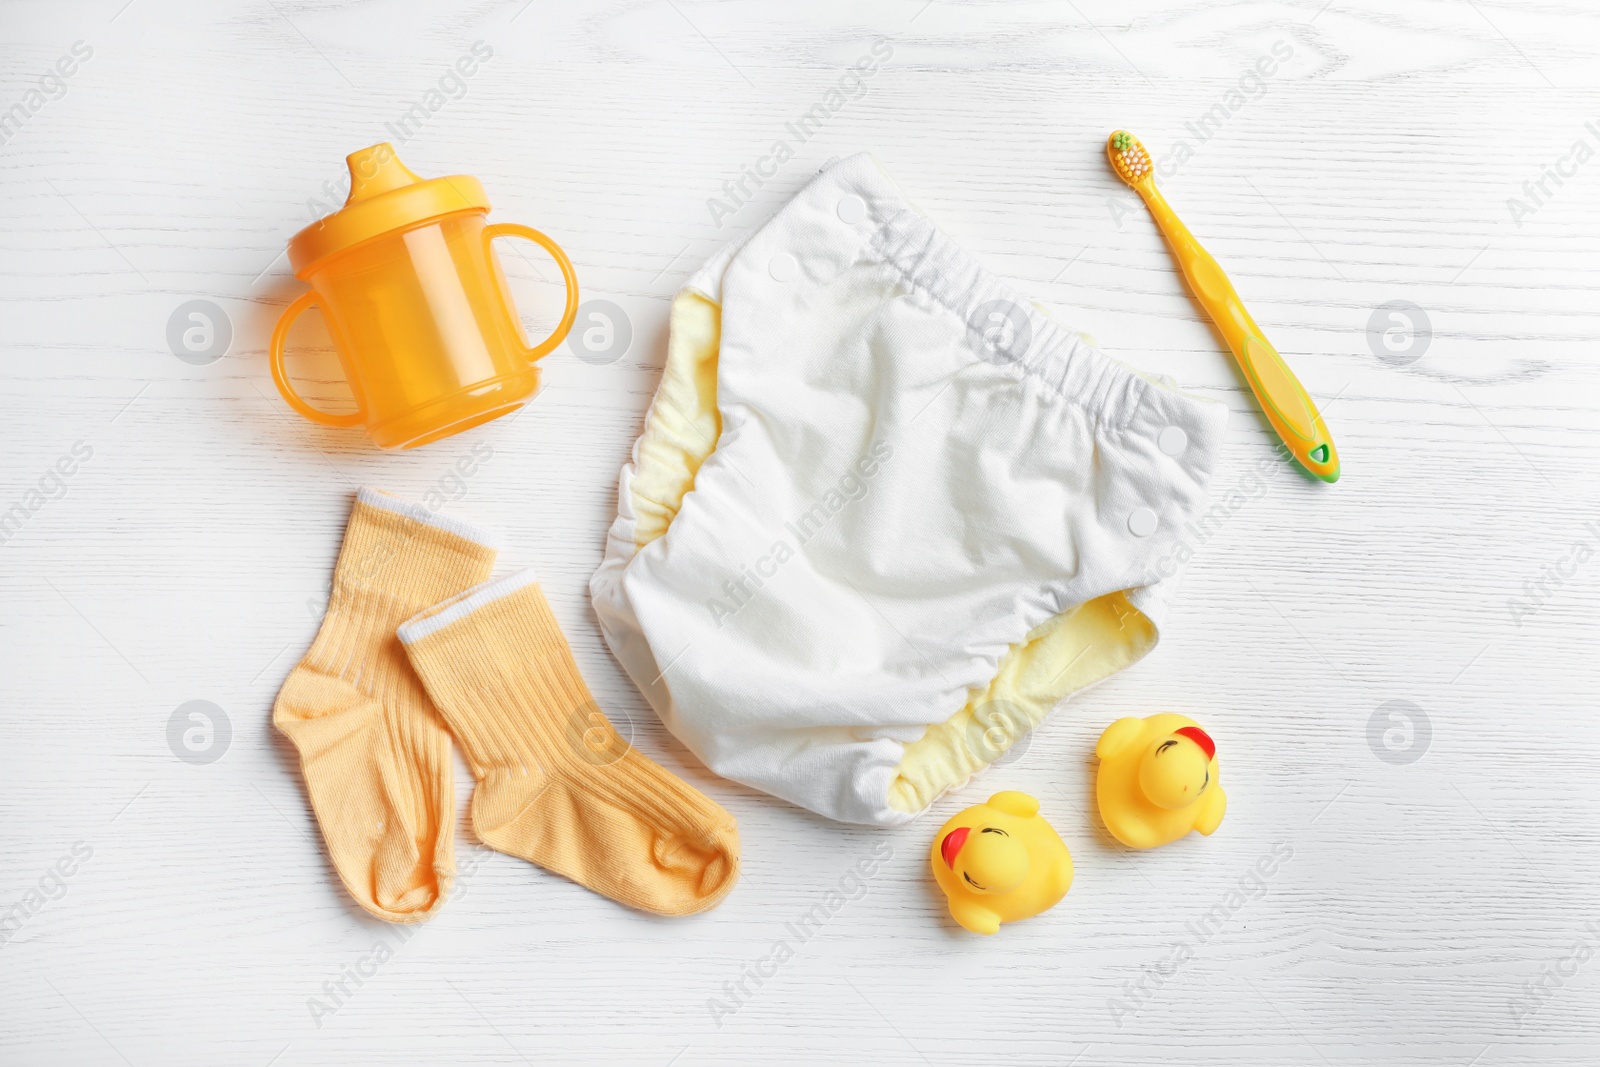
[2,0,1598,1063]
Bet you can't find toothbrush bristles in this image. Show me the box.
[1108,131,1153,184]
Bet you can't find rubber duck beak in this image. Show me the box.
[941,826,971,868]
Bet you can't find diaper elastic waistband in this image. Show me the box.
[815,154,1165,433]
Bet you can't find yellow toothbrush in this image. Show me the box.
[1106,130,1340,483]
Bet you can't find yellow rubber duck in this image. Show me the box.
[929,792,1073,935]
[1095,714,1226,849]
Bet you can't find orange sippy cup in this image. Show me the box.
[270,144,579,449]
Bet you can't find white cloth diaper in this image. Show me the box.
[591,153,1227,826]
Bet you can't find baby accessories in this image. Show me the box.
[274,489,490,920]
[591,154,1228,826]
[276,489,738,920]
[270,145,579,450]
[399,570,741,916]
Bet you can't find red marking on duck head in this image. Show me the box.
[940,826,971,868]
[1175,725,1215,761]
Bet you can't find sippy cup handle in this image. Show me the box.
[482,223,580,360]
[269,292,366,428]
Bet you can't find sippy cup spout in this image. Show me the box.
[289,143,490,277]
[345,143,424,203]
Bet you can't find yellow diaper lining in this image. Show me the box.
[627,290,1157,816]
[630,291,725,548]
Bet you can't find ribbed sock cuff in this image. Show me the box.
[334,488,499,609]
[396,569,540,647]
[355,488,499,550]
[397,568,590,725]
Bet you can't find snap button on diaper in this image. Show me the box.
[1127,508,1158,537]
[836,194,867,224]
[1158,426,1188,456]
[769,253,798,281]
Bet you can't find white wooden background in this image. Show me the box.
[3,0,1598,1063]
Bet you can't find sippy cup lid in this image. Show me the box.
[288,144,490,276]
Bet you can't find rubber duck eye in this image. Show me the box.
[980,827,1009,836]
[1156,740,1178,755]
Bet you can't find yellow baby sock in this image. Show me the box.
[397,570,739,916]
[274,489,497,922]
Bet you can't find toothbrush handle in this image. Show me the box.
[1140,186,1341,482]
